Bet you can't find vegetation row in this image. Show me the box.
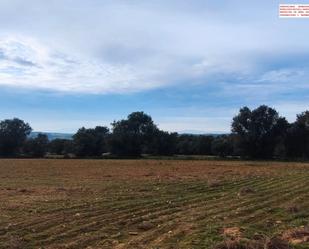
[0,105,308,159]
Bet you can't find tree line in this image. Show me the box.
[0,105,308,159]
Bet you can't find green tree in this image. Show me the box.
[48,139,74,155]
[109,112,157,156]
[211,135,234,157]
[176,135,199,155]
[0,118,32,157]
[148,130,178,155]
[196,135,214,155]
[23,133,49,157]
[286,111,309,158]
[73,126,109,157]
[232,105,288,159]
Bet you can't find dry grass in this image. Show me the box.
[0,159,308,249]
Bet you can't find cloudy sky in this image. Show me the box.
[0,0,308,133]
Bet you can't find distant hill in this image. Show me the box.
[178,130,228,136]
[30,132,73,140]
[29,131,227,141]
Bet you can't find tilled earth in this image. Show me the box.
[0,159,308,249]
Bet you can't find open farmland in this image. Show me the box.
[0,159,308,249]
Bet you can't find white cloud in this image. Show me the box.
[0,1,308,94]
[0,36,164,93]
[257,69,306,84]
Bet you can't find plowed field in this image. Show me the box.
[0,159,308,249]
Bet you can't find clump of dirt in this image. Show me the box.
[222,227,242,239]
[214,240,248,249]
[238,187,256,196]
[18,188,31,193]
[285,204,300,214]
[56,187,67,192]
[137,221,155,231]
[265,237,291,249]
[282,227,309,245]
[208,179,222,187]
[214,237,291,249]
[5,235,26,249]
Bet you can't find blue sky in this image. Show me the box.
[0,0,308,133]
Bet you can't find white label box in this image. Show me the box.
[279,4,309,18]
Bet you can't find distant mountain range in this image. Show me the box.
[178,130,228,136]
[30,131,227,141]
[30,132,73,140]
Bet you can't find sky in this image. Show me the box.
[0,0,308,133]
